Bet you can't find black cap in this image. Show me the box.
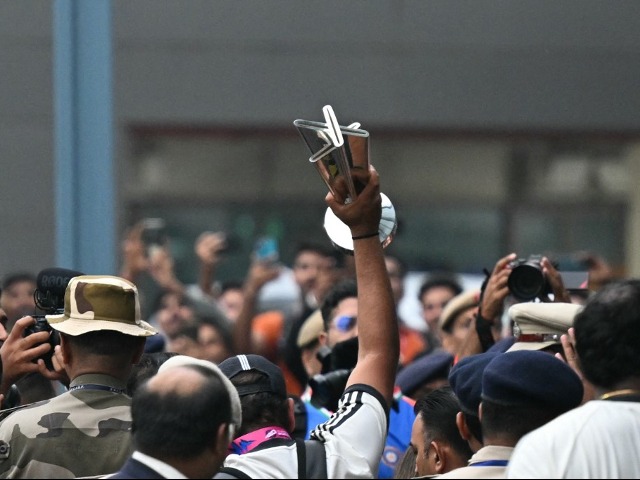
[219,354,287,398]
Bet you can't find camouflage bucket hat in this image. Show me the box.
[46,275,157,337]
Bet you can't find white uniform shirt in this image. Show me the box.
[219,385,388,478]
[507,400,640,478]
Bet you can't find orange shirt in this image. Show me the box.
[399,324,427,367]
[251,310,304,396]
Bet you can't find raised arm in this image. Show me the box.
[231,259,280,356]
[194,231,228,298]
[457,253,515,359]
[324,166,399,408]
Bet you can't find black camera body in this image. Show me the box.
[23,268,83,370]
[308,337,358,411]
[507,255,551,301]
[23,316,60,371]
[508,254,590,301]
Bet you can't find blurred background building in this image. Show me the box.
[2,0,639,293]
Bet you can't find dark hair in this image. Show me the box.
[294,241,346,270]
[294,241,334,259]
[1,272,36,291]
[461,411,483,444]
[481,399,565,445]
[64,330,146,356]
[418,274,463,302]
[230,370,290,435]
[320,279,358,331]
[220,280,244,294]
[199,315,234,353]
[414,386,472,462]
[127,351,179,396]
[132,365,232,458]
[574,279,640,389]
[173,321,200,342]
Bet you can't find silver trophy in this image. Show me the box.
[294,105,397,253]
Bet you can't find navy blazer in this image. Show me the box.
[109,457,166,479]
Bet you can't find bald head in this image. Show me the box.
[131,363,233,463]
[147,365,208,397]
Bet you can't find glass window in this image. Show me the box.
[125,129,628,283]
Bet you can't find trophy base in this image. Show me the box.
[323,193,397,254]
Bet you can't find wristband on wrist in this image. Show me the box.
[475,311,496,352]
[351,232,379,240]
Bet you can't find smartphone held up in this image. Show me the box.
[252,236,279,264]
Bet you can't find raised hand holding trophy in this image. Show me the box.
[294,105,397,254]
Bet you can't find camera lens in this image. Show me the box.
[508,263,546,301]
[308,369,351,411]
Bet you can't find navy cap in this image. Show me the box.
[143,333,166,354]
[448,352,500,416]
[482,350,583,412]
[487,336,516,353]
[396,351,454,396]
[218,354,287,398]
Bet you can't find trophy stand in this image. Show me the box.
[293,105,397,254]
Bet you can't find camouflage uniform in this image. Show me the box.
[0,373,133,479]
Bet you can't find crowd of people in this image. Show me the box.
[0,163,638,479]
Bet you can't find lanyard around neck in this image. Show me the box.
[68,383,127,395]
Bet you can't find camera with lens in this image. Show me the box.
[24,268,83,370]
[308,336,358,411]
[507,254,590,301]
[507,255,551,301]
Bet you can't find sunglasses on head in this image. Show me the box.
[332,315,357,332]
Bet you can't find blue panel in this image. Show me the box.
[53,0,115,274]
[53,0,77,268]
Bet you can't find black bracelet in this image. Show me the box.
[475,312,496,352]
[352,232,379,240]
